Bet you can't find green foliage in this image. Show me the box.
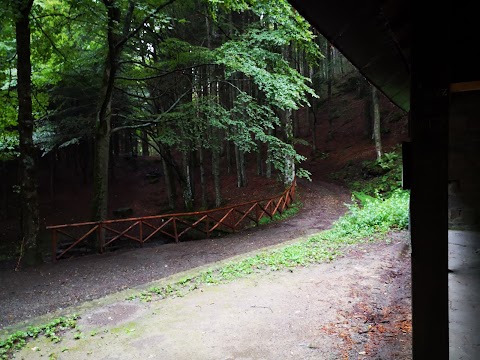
[359,150,402,197]
[216,28,317,110]
[257,201,302,225]
[154,38,215,71]
[0,0,105,160]
[333,148,403,198]
[324,189,410,241]
[0,6,19,161]
[328,146,409,242]
[351,191,376,206]
[156,89,308,179]
[0,314,78,360]
[295,168,312,181]
[209,0,320,61]
[1,0,322,222]
[0,130,18,161]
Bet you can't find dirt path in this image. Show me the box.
[0,179,351,330]
[11,232,412,360]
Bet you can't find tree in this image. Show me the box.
[92,0,177,224]
[14,0,41,266]
[326,42,333,100]
[107,0,320,206]
[1,0,321,239]
[215,2,319,185]
[371,84,382,160]
[91,0,124,223]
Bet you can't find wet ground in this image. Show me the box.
[10,232,412,360]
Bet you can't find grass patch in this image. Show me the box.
[0,315,78,360]
[258,201,302,226]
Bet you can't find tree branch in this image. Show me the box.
[115,0,177,50]
[115,63,217,81]
[31,17,68,61]
[122,1,135,37]
[111,122,152,133]
[114,86,168,101]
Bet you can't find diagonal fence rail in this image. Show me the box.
[47,179,296,262]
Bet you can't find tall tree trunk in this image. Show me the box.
[326,42,333,139]
[281,109,295,187]
[235,144,241,187]
[181,151,194,211]
[92,1,122,224]
[371,85,383,160]
[327,42,333,100]
[212,148,222,207]
[1,162,7,220]
[198,146,207,208]
[91,0,141,225]
[141,130,149,156]
[308,66,317,153]
[161,154,176,210]
[281,45,295,186]
[225,138,232,174]
[198,9,211,210]
[15,0,41,266]
[256,140,263,176]
[266,127,273,179]
[131,131,138,156]
[234,144,247,187]
[239,150,247,186]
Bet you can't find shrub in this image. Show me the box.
[312,189,409,245]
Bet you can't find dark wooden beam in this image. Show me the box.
[450,81,480,93]
[409,3,449,358]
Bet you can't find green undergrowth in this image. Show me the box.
[0,315,78,360]
[333,148,403,199]
[127,189,409,302]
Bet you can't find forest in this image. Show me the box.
[0,0,399,266]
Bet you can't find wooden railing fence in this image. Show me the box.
[47,179,296,262]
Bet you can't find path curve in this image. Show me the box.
[0,179,351,330]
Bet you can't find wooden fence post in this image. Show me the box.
[98,223,104,253]
[52,229,57,262]
[206,216,210,238]
[173,218,179,243]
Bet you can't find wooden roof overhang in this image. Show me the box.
[288,1,480,110]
